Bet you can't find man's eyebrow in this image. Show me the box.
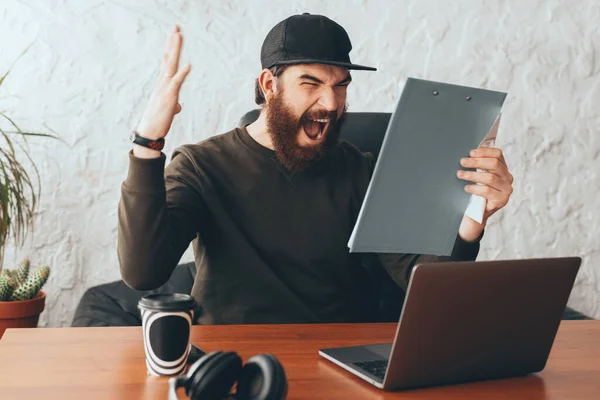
[297,74,352,85]
[337,74,352,85]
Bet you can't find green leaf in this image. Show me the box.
[0,42,34,92]
[0,71,9,89]
[0,43,60,267]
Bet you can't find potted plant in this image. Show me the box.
[0,46,57,338]
[0,259,50,338]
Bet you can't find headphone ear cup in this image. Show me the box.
[183,351,220,395]
[186,351,243,400]
[236,354,287,400]
[261,354,288,400]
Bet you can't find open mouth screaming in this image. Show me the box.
[301,116,331,142]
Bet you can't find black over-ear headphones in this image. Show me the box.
[168,351,288,400]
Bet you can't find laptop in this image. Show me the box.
[319,257,582,391]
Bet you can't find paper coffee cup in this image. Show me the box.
[138,293,197,376]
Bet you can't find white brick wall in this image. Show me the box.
[1,0,598,326]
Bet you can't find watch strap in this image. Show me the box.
[131,131,165,151]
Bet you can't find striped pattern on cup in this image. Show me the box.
[141,309,194,376]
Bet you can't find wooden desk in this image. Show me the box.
[0,321,598,399]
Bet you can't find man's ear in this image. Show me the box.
[259,69,277,102]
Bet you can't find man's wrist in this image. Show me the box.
[135,124,165,141]
[458,216,486,243]
[130,130,165,159]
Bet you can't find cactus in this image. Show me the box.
[11,266,49,301]
[15,258,30,285]
[0,275,18,301]
[0,268,16,279]
[0,259,50,302]
[0,275,13,301]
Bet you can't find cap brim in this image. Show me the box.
[267,59,377,71]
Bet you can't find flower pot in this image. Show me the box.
[0,291,46,339]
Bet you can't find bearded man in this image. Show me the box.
[118,13,514,325]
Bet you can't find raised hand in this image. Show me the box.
[457,147,514,242]
[135,25,191,156]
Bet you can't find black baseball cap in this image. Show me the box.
[260,13,377,71]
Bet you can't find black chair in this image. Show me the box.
[72,262,198,327]
[71,111,592,326]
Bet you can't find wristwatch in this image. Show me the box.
[130,131,165,151]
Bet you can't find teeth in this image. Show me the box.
[316,132,322,139]
[311,118,330,123]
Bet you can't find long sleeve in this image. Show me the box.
[376,232,482,292]
[117,149,207,290]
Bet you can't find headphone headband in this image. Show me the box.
[167,351,288,400]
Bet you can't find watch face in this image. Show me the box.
[148,140,165,151]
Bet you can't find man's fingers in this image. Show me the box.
[164,26,182,78]
[463,183,501,199]
[158,53,168,80]
[469,147,508,167]
[457,170,509,192]
[460,156,506,172]
[161,32,174,74]
[469,147,503,159]
[169,63,191,91]
[464,183,512,207]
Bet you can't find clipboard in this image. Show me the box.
[348,77,507,256]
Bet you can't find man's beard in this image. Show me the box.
[265,90,347,173]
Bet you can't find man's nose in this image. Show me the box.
[318,87,339,112]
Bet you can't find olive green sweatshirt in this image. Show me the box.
[117,126,480,324]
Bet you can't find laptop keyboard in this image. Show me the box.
[353,360,388,380]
